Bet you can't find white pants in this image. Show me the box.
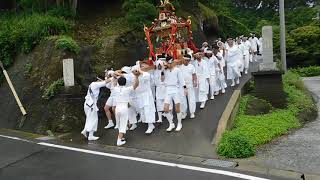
[164,92,181,105]
[216,71,227,90]
[116,104,129,134]
[139,106,156,123]
[105,97,115,107]
[243,55,249,70]
[209,75,220,95]
[195,78,208,102]
[182,86,196,114]
[83,104,98,132]
[128,106,137,124]
[227,64,241,80]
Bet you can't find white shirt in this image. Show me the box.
[226,45,241,66]
[164,67,185,93]
[249,37,259,50]
[180,64,196,88]
[194,60,209,79]
[243,41,251,55]
[135,72,151,94]
[114,86,134,104]
[106,78,117,97]
[89,81,106,99]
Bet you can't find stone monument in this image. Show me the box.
[259,26,277,71]
[63,58,75,87]
[252,26,287,108]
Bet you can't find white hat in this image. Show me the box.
[107,70,115,76]
[121,66,131,74]
[131,65,140,72]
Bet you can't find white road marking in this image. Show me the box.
[0,134,270,180]
[0,134,32,143]
[38,142,270,180]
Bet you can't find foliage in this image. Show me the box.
[0,13,72,68]
[42,79,64,100]
[47,7,76,19]
[217,131,255,158]
[290,66,320,77]
[24,62,33,77]
[217,67,318,158]
[216,14,251,39]
[55,35,80,53]
[123,0,158,29]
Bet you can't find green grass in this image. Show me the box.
[0,12,72,68]
[54,35,80,53]
[42,79,64,100]
[217,67,318,158]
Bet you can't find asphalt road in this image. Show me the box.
[0,136,281,180]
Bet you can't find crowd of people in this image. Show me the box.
[81,33,263,146]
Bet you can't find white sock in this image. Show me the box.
[165,112,173,124]
[177,113,182,124]
[157,112,163,121]
[88,131,94,138]
[108,120,113,124]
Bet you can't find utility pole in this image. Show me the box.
[0,61,27,116]
[279,0,287,72]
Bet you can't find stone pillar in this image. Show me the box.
[259,26,277,71]
[252,26,287,108]
[63,59,75,87]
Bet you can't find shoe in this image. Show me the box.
[175,123,182,131]
[231,82,235,87]
[210,96,215,100]
[104,122,114,129]
[129,123,137,131]
[182,112,187,120]
[145,124,155,134]
[190,113,195,119]
[88,136,99,141]
[114,125,119,129]
[166,123,175,132]
[200,102,206,109]
[81,130,87,138]
[156,119,163,123]
[214,92,219,96]
[245,70,248,74]
[236,79,240,85]
[117,139,126,146]
[222,89,226,94]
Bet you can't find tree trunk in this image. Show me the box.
[72,0,77,14]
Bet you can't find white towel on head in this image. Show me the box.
[121,66,131,74]
[131,65,140,72]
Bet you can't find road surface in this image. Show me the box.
[0,135,285,180]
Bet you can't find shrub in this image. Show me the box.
[123,0,158,29]
[42,79,64,100]
[0,13,72,67]
[217,132,255,158]
[24,62,33,77]
[290,66,320,77]
[55,35,80,53]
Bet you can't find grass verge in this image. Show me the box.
[217,67,319,158]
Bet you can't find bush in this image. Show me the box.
[217,132,255,158]
[290,66,320,77]
[123,0,158,29]
[217,67,318,158]
[0,13,72,67]
[55,35,80,53]
[42,79,64,100]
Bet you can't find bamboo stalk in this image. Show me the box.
[0,61,27,116]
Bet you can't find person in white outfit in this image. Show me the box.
[242,37,251,74]
[104,70,117,129]
[82,78,111,141]
[249,33,259,62]
[132,65,156,134]
[236,38,245,74]
[226,38,242,87]
[204,48,220,100]
[194,53,210,109]
[212,45,227,95]
[163,56,187,132]
[154,55,168,123]
[113,75,139,146]
[180,54,197,119]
